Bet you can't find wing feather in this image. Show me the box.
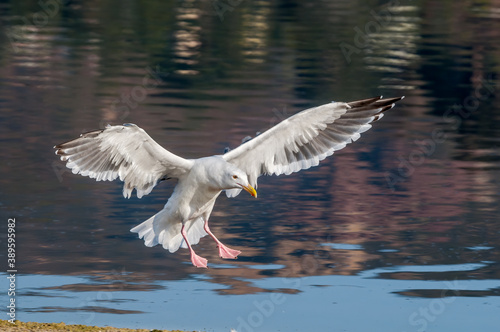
[223,96,404,196]
[55,124,194,198]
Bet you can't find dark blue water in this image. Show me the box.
[1,1,499,331]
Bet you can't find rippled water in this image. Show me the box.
[0,1,499,331]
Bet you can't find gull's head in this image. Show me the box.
[219,166,257,198]
[201,157,257,198]
[229,170,257,198]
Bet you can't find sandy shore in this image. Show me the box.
[0,320,190,332]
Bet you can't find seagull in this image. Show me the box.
[54,96,404,268]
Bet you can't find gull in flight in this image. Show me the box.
[54,96,404,268]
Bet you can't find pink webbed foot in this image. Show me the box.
[217,243,241,259]
[203,219,242,260]
[190,252,208,268]
[181,224,208,268]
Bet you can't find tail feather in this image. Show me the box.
[130,208,208,253]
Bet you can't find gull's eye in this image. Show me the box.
[232,175,238,179]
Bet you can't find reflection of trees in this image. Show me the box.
[0,0,499,294]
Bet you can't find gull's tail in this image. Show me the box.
[130,208,207,253]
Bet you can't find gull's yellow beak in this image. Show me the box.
[241,184,257,198]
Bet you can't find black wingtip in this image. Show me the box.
[347,96,404,112]
[374,96,404,106]
[347,96,383,108]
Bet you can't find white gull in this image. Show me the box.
[54,96,404,268]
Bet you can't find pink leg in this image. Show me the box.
[181,224,208,268]
[204,220,241,259]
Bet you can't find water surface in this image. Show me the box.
[0,1,499,331]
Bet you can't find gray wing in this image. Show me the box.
[223,96,404,197]
[54,123,194,198]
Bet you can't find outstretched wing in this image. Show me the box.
[54,123,194,198]
[223,96,404,197]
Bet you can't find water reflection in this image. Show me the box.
[0,0,499,330]
[173,0,201,75]
[240,1,270,63]
[362,5,421,76]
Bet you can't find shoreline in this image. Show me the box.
[0,320,190,332]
